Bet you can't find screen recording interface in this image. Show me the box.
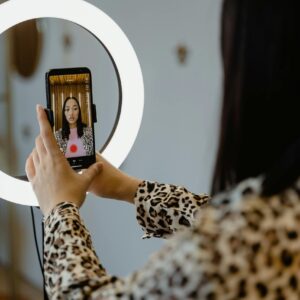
[48,72,95,161]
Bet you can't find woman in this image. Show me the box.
[26,0,300,299]
[55,96,93,157]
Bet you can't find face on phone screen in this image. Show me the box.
[48,71,95,168]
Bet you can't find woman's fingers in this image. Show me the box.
[36,105,60,155]
[32,148,40,167]
[82,163,103,186]
[25,154,36,181]
[35,135,47,157]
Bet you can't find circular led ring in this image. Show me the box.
[0,0,144,206]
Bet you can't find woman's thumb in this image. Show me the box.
[83,162,103,184]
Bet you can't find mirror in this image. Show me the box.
[0,17,120,177]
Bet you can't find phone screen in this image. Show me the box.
[46,68,96,169]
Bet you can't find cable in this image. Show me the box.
[18,177,43,273]
[31,207,49,300]
[30,206,43,273]
[19,175,47,298]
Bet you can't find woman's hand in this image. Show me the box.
[88,153,143,204]
[25,105,103,216]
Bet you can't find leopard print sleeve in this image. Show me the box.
[91,226,206,299]
[43,202,116,299]
[43,178,300,299]
[43,200,214,300]
[133,181,210,239]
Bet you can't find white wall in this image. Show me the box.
[0,0,222,290]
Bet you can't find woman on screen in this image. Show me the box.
[55,96,93,157]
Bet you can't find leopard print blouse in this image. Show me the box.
[43,177,300,299]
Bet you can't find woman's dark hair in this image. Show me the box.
[212,0,300,196]
[62,96,86,140]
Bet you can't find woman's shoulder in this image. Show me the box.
[199,175,300,229]
[212,175,300,208]
[190,176,300,298]
[54,128,63,138]
[210,177,264,209]
[83,126,93,136]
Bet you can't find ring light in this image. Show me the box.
[0,0,144,206]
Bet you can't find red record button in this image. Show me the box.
[70,144,78,153]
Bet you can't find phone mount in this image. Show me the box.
[92,104,97,123]
[44,104,97,126]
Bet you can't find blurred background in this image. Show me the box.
[0,0,222,298]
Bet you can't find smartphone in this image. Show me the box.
[45,67,96,170]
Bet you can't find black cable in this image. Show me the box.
[21,177,47,298]
[30,206,48,299]
[30,206,43,273]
